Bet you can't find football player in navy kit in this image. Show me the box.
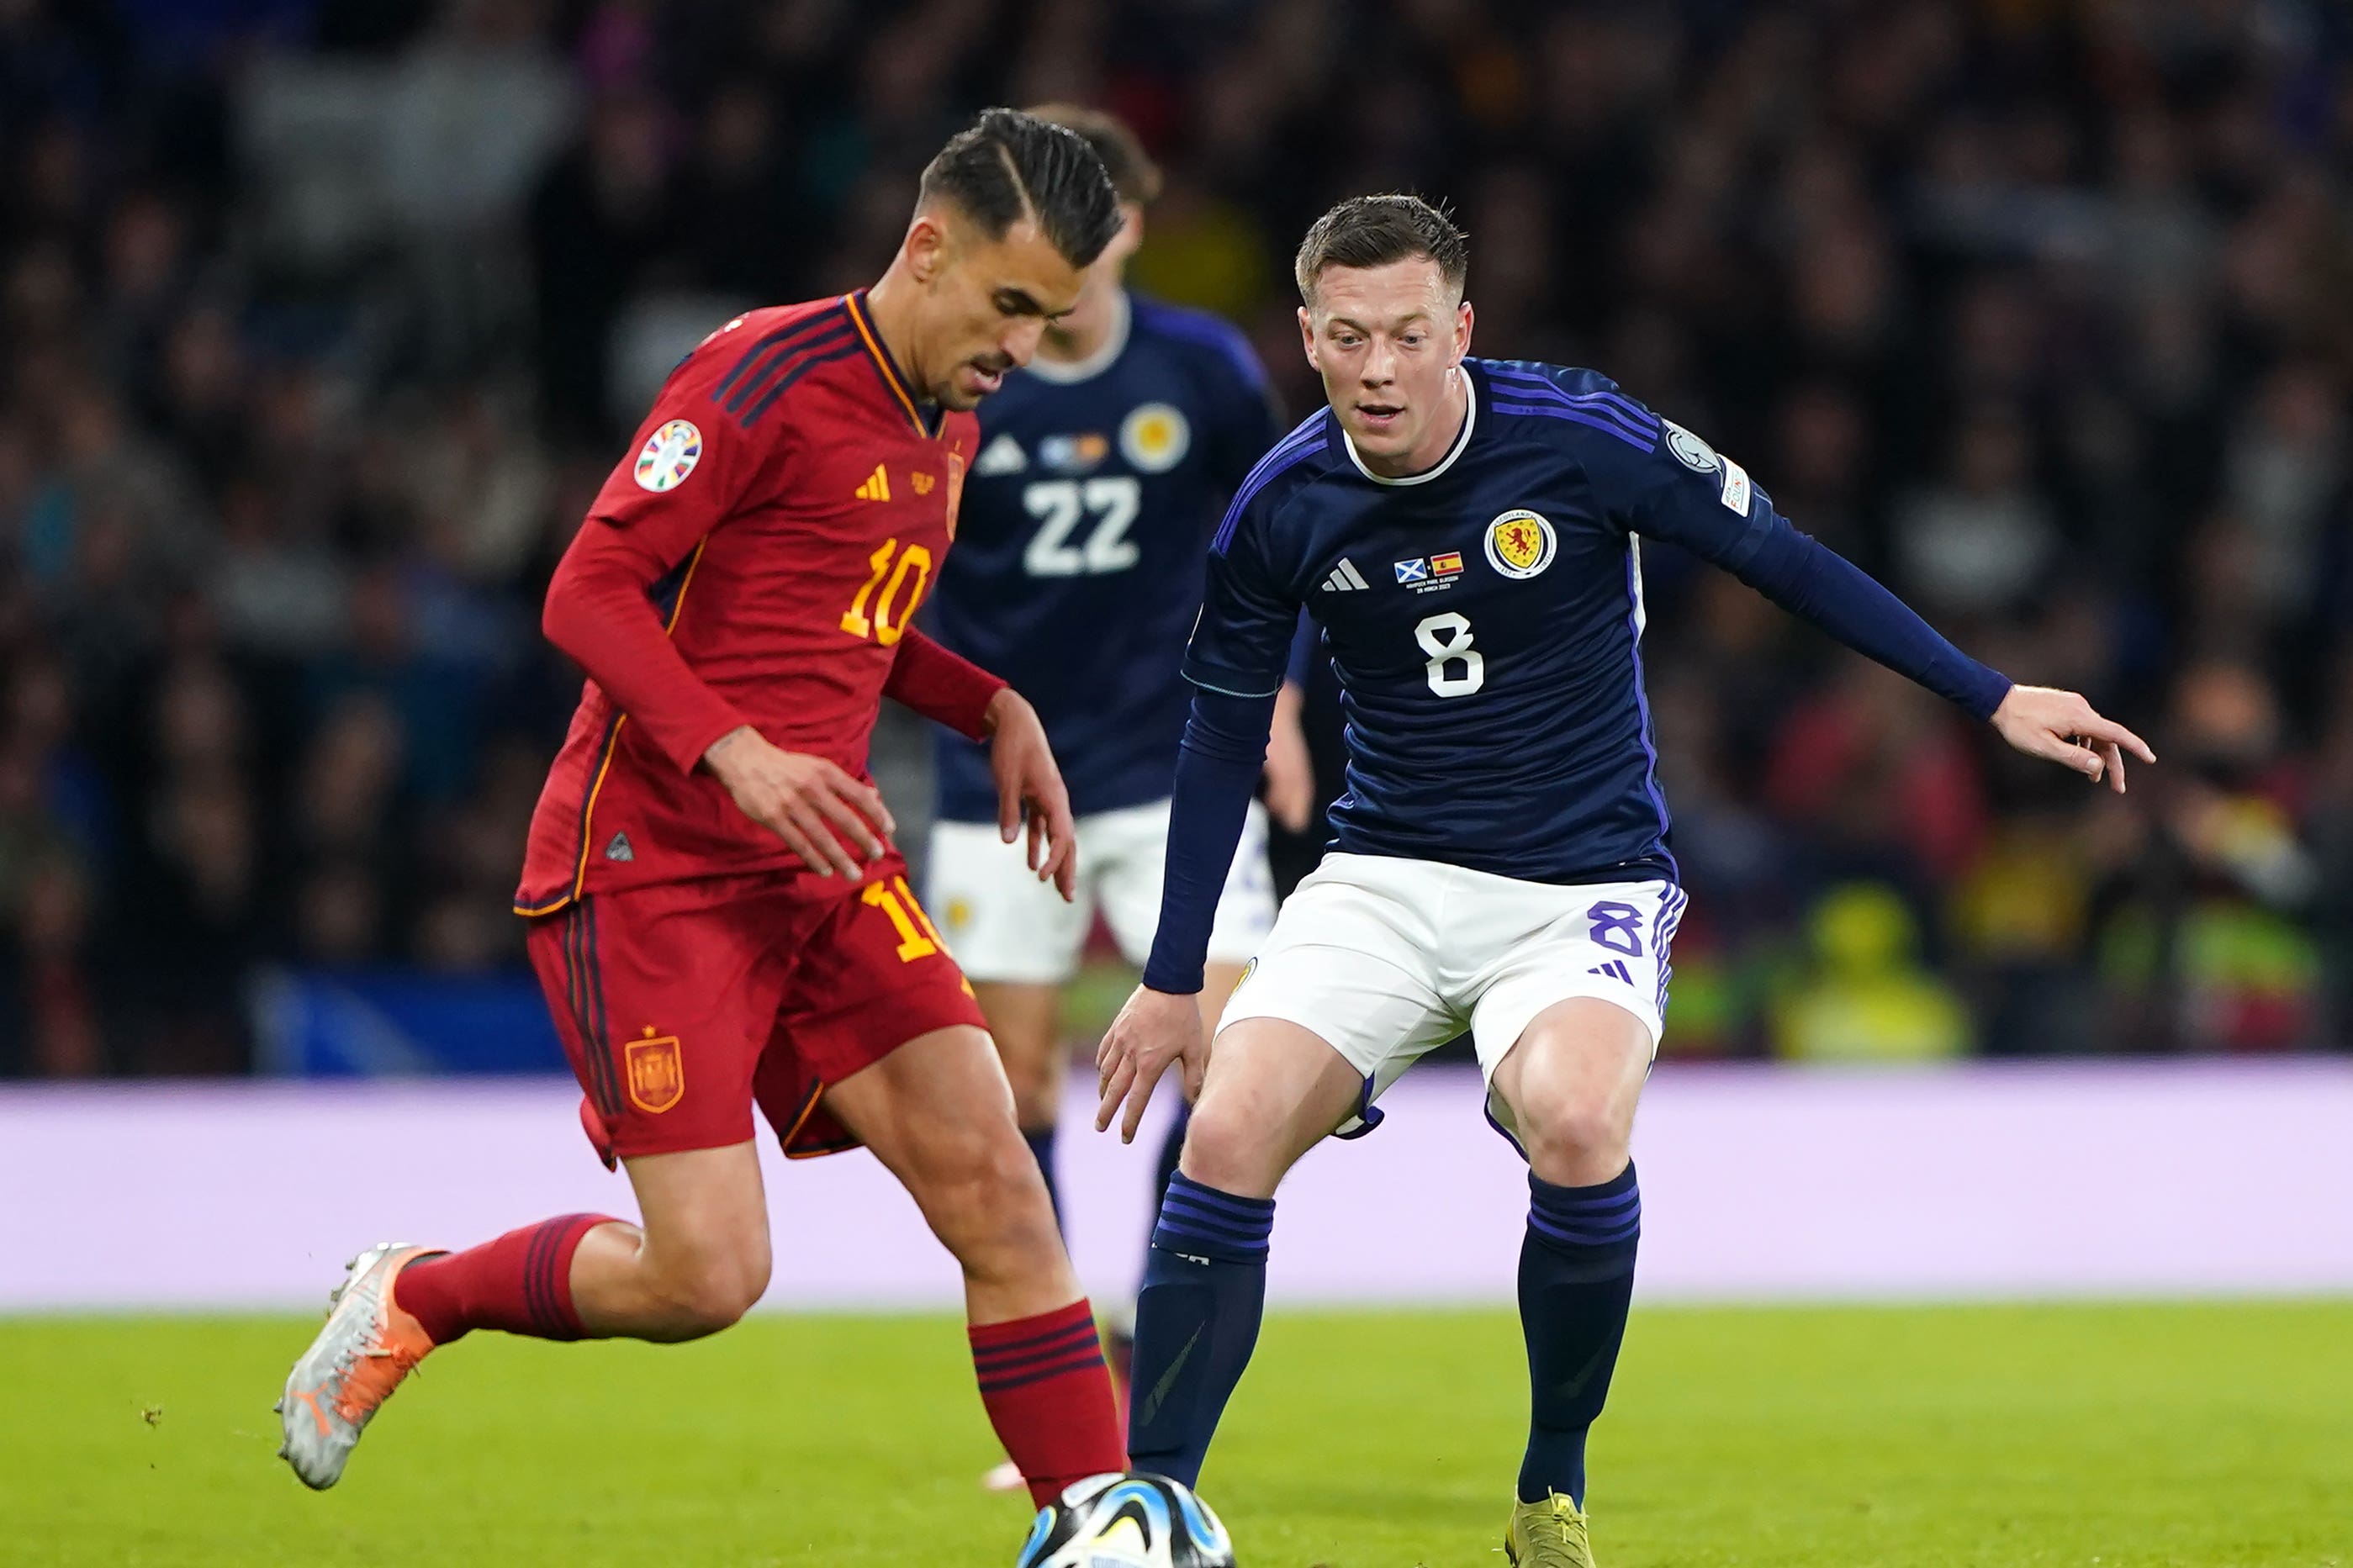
[1095,196,2153,1565]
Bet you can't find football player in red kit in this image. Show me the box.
[278,109,1129,1508]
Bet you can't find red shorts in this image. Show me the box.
[524,859,986,1164]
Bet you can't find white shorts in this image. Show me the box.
[1219,853,1685,1145]
[927,799,1277,985]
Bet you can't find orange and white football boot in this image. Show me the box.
[275,1243,438,1489]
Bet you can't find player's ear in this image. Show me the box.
[1451,298,1474,365]
[904,211,949,286]
[1297,306,1319,372]
[1112,203,1145,261]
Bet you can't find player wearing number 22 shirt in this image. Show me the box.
[277,111,1133,1514]
[1094,196,2153,1567]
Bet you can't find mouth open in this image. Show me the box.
[1356,401,1404,434]
[963,360,1007,397]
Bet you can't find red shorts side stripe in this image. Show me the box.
[565,903,621,1122]
[584,900,627,1122]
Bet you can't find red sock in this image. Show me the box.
[970,1298,1128,1507]
[394,1213,615,1346]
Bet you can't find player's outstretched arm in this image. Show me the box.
[701,726,894,879]
[982,687,1079,900]
[1989,684,2155,794]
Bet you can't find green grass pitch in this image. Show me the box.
[8,1301,2348,1566]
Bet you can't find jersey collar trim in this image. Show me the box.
[845,289,944,438]
[1339,366,1477,486]
[1022,290,1132,385]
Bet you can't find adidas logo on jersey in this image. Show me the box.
[1587,959,1632,984]
[973,434,1026,476]
[1320,557,1371,592]
[605,832,635,863]
[854,464,891,502]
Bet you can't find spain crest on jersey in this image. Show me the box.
[625,1028,685,1113]
[1484,509,1556,579]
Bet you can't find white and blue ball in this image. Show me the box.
[1013,1471,1236,1568]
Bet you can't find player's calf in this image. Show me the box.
[836,1025,1076,1315]
[1489,999,1652,1523]
[829,1025,1127,1506]
[567,1141,775,1340]
[1125,1019,1362,1484]
[924,1125,1070,1305]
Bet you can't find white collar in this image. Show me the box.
[1023,290,1132,385]
[1340,366,1477,485]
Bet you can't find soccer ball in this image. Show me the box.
[1013,1471,1237,1568]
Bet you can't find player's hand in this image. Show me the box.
[1263,680,1315,833]
[1095,984,1207,1144]
[985,688,1078,900]
[702,726,893,879]
[1990,685,2156,795]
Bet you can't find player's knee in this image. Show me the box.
[647,1244,770,1336]
[1172,1100,1281,1196]
[922,1125,1059,1260]
[1513,1094,1633,1185]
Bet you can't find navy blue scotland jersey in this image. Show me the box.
[1183,358,2012,886]
[928,292,1282,821]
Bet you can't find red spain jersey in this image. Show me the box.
[515,292,978,914]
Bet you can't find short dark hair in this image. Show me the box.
[1025,103,1163,207]
[917,107,1123,270]
[1293,193,1469,304]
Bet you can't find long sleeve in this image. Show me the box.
[884,628,1006,741]
[1686,513,2012,719]
[545,344,780,774]
[1570,382,2013,720]
[1141,687,1277,993]
[542,518,750,774]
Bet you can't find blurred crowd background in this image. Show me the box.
[5,0,2352,1076]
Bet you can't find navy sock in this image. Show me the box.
[1124,1171,1273,1486]
[1023,1125,1061,1230]
[1518,1162,1641,1507]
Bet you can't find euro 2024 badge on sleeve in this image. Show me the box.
[634,420,702,493]
[1484,509,1556,579]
